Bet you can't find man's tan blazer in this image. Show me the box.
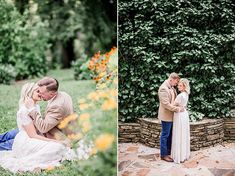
[29,91,73,139]
[157,80,179,122]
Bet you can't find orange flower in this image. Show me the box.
[79,103,89,110]
[106,75,111,80]
[101,99,117,110]
[88,60,95,70]
[67,133,83,140]
[90,147,98,155]
[98,72,106,78]
[98,83,107,89]
[58,113,78,129]
[99,91,109,98]
[94,51,101,59]
[109,89,118,97]
[88,92,99,101]
[82,121,91,133]
[95,134,115,151]
[46,166,55,171]
[79,113,90,121]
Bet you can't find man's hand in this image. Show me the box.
[25,97,35,109]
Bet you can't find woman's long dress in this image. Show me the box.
[0,105,72,173]
[171,92,190,163]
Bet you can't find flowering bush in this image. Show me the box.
[57,47,117,175]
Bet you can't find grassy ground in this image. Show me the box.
[0,69,117,176]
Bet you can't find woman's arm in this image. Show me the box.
[172,94,182,106]
[158,88,180,112]
[23,122,60,143]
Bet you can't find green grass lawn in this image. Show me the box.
[0,69,117,176]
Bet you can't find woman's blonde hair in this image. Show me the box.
[179,78,190,94]
[19,83,38,108]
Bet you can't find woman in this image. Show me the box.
[0,83,72,173]
[171,78,190,163]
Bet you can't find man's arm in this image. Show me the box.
[23,122,59,143]
[28,106,64,134]
[158,88,180,112]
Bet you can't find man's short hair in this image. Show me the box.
[168,72,180,80]
[37,77,59,92]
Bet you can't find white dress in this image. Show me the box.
[0,105,74,173]
[171,92,190,163]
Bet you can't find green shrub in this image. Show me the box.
[0,0,49,81]
[72,53,92,80]
[188,111,204,122]
[0,64,16,84]
[118,0,235,122]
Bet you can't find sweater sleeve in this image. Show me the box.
[28,105,64,133]
[158,88,180,112]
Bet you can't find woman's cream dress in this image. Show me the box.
[171,92,190,163]
[0,105,74,173]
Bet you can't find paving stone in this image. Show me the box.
[121,171,133,176]
[132,162,150,169]
[136,169,150,176]
[118,143,235,176]
[138,154,158,161]
[118,160,132,171]
[209,168,235,176]
[127,146,139,153]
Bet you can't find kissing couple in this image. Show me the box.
[0,77,76,173]
[158,73,191,163]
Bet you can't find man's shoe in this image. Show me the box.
[161,156,174,162]
[167,155,173,160]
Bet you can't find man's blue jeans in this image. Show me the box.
[0,129,19,151]
[160,121,173,157]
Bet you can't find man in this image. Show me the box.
[26,77,73,139]
[158,73,184,162]
[0,77,73,151]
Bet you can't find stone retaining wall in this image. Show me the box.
[119,118,235,151]
[224,118,235,142]
[190,119,224,151]
[118,123,140,143]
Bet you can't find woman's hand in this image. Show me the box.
[25,97,35,109]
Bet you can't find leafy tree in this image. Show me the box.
[0,0,49,83]
[26,0,117,68]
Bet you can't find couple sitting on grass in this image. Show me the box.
[0,77,77,173]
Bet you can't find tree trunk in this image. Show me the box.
[61,38,75,68]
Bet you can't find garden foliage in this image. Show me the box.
[34,0,117,68]
[0,0,49,83]
[58,48,117,175]
[119,0,235,122]
[72,53,91,80]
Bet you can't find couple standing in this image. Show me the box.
[158,73,190,163]
[0,77,75,173]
